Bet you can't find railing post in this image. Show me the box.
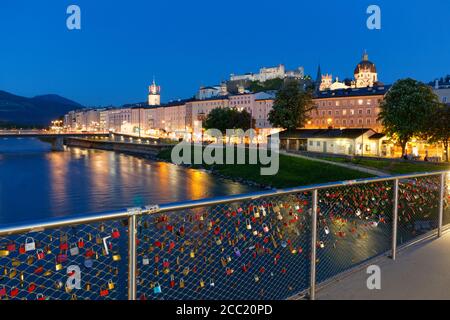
[310,189,318,300]
[391,178,399,260]
[128,212,137,300]
[438,172,445,237]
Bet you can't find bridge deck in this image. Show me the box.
[0,132,109,138]
[317,231,450,300]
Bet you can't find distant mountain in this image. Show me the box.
[0,90,83,127]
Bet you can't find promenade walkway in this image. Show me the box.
[317,231,450,300]
[281,151,389,177]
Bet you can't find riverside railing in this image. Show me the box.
[0,171,448,300]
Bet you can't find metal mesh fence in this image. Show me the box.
[315,180,395,283]
[397,175,441,245]
[0,172,448,300]
[136,192,313,300]
[442,173,450,227]
[0,219,128,300]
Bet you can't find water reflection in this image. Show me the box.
[0,139,257,224]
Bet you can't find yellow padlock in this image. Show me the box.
[179,279,185,288]
[108,280,115,290]
[55,263,63,271]
[9,268,17,279]
[190,250,195,258]
[0,250,9,257]
[113,253,121,261]
[85,282,91,291]
[11,259,21,267]
[200,279,205,288]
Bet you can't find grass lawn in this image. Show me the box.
[319,156,450,175]
[158,147,374,189]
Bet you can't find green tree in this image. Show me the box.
[425,104,450,162]
[268,80,315,130]
[203,107,252,134]
[378,78,440,156]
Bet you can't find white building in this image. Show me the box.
[431,76,450,104]
[230,64,304,82]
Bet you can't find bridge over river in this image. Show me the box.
[0,130,110,150]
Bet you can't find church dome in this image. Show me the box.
[354,52,376,75]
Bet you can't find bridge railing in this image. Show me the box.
[0,171,448,300]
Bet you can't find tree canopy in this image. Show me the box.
[203,107,252,134]
[425,104,450,162]
[378,78,440,156]
[268,80,315,130]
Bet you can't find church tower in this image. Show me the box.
[354,51,378,88]
[148,78,161,106]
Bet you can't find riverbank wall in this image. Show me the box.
[64,138,172,157]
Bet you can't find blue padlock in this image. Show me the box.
[84,258,94,268]
[154,282,162,294]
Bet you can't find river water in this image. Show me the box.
[0,138,256,225]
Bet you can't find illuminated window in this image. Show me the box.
[343,109,347,115]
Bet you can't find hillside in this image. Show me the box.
[0,90,83,127]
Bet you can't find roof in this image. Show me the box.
[270,128,380,140]
[369,133,386,140]
[314,85,391,99]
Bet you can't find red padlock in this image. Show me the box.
[34,266,44,274]
[163,259,170,268]
[85,249,94,258]
[111,228,120,239]
[154,241,162,248]
[7,242,16,252]
[78,238,85,249]
[19,245,26,254]
[37,294,46,300]
[100,288,109,297]
[10,287,19,298]
[0,286,6,297]
[36,249,45,260]
[28,283,36,293]
[60,242,68,250]
[170,275,175,288]
[168,241,175,253]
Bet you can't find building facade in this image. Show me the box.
[230,64,304,82]
[431,76,450,105]
[307,86,388,132]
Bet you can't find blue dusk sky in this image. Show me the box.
[0,0,449,106]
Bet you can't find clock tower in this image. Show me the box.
[148,78,161,106]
